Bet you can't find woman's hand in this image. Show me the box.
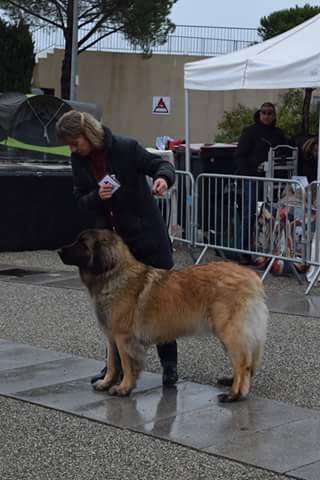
[99,182,113,200]
[152,177,168,196]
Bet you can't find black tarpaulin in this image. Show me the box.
[10,95,72,146]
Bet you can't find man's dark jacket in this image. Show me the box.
[71,127,175,269]
[235,118,287,176]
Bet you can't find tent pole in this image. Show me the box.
[313,108,320,271]
[70,0,79,101]
[317,107,320,182]
[184,88,190,173]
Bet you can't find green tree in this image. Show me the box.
[0,19,35,92]
[258,4,320,135]
[214,104,256,143]
[258,3,320,39]
[277,90,318,137]
[214,92,319,143]
[0,1,177,99]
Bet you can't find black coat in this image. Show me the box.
[71,127,175,269]
[235,121,288,176]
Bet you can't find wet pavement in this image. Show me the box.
[1,338,320,478]
[1,262,320,479]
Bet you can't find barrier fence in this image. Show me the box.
[33,24,259,58]
[162,171,320,295]
[305,181,320,294]
[156,170,195,245]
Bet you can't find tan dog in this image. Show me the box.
[58,229,268,402]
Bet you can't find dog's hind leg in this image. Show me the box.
[94,338,122,391]
[216,298,267,402]
[217,336,253,403]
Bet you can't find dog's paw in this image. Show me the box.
[108,384,132,397]
[218,391,243,403]
[93,379,112,391]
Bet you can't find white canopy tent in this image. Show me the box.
[184,13,320,179]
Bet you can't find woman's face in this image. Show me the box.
[259,106,275,126]
[67,134,93,156]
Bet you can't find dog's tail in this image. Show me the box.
[217,282,268,401]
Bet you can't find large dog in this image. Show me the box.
[58,229,268,402]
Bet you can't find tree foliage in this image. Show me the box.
[277,90,318,137]
[257,4,320,134]
[0,19,35,93]
[0,1,177,98]
[214,92,319,143]
[214,105,256,144]
[258,3,320,40]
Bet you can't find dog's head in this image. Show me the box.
[58,229,127,275]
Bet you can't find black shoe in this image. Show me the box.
[162,364,178,387]
[90,366,107,385]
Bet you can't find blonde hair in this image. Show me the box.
[56,110,104,148]
[302,136,318,159]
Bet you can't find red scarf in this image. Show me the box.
[90,149,106,182]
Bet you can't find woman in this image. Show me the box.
[56,110,178,387]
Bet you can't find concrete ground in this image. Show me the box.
[1,244,320,480]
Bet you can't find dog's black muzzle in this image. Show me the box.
[57,243,88,268]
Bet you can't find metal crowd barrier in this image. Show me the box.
[193,174,307,281]
[157,171,320,294]
[305,181,320,294]
[155,170,195,245]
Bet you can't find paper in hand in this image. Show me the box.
[99,174,121,194]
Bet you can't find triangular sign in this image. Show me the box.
[153,97,169,113]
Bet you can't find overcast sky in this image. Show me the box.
[170,0,320,28]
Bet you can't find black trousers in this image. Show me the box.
[107,340,177,369]
[156,341,177,366]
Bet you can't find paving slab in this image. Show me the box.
[288,461,320,480]
[1,339,320,478]
[0,272,78,286]
[0,355,103,395]
[71,381,221,429]
[13,372,163,415]
[134,396,317,451]
[266,291,320,318]
[205,416,320,474]
[0,267,41,276]
[0,263,76,282]
[0,341,71,371]
[42,276,84,289]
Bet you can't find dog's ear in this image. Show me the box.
[91,242,116,274]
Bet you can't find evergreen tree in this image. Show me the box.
[0,1,177,99]
[0,19,35,93]
[258,4,320,135]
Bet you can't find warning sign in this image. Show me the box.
[152,96,171,115]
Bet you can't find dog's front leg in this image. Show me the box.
[94,338,122,391]
[108,334,136,396]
